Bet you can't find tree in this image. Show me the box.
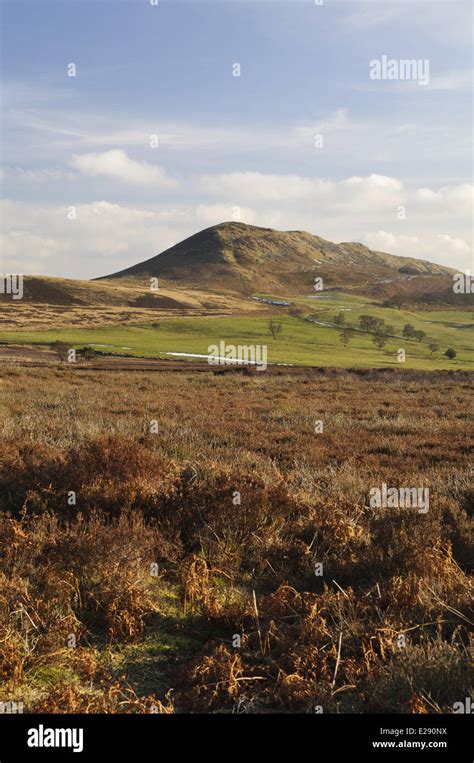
[372,319,392,351]
[51,341,69,363]
[392,295,405,310]
[371,317,386,332]
[359,315,373,332]
[412,330,426,343]
[333,311,346,327]
[339,328,354,347]
[428,343,439,356]
[372,332,387,350]
[268,320,283,340]
[402,323,416,339]
[445,347,457,360]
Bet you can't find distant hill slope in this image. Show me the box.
[98,222,458,302]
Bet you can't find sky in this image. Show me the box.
[0,0,472,279]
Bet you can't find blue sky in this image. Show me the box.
[1,0,472,278]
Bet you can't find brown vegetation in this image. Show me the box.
[0,365,472,713]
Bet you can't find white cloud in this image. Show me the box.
[70,150,177,187]
[201,172,332,201]
[362,231,421,253]
[344,174,402,191]
[201,171,404,209]
[415,183,473,208]
[0,229,60,274]
[363,230,473,269]
[437,234,471,254]
[1,174,472,277]
[0,199,165,275]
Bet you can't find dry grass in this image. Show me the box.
[0,274,265,330]
[0,365,472,712]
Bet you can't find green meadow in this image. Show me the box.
[2,293,473,369]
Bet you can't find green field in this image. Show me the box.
[2,293,473,369]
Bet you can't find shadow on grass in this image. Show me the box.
[110,609,228,699]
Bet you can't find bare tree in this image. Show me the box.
[268,320,283,340]
[51,341,69,363]
[339,328,354,347]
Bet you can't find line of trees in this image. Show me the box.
[263,311,460,361]
[337,314,457,359]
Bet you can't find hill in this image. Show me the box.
[99,222,457,304]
